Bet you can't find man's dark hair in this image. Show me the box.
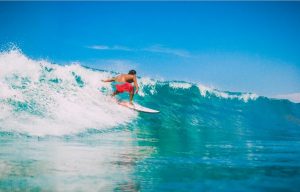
[128,70,136,75]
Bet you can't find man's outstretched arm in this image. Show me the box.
[101,77,116,82]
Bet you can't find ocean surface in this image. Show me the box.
[1,49,300,191]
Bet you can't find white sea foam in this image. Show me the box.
[197,83,258,102]
[138,77,158,96]
[169,82,192,89]
[0,49,137,136]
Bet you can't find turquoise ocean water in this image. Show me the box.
[1,49,300,191]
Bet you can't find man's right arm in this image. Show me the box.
[101,77,116,82]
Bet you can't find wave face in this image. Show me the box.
[0,49,300,137]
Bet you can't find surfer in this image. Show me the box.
[102,70,139,104]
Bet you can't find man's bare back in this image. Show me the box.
[102,70,139,104]
[114,74,135,83]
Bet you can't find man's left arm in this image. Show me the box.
[133,75,139,94]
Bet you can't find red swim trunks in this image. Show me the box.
[116,82,134,93]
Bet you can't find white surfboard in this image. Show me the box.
[118,101,159,113]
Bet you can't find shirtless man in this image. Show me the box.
[102,70,139,104]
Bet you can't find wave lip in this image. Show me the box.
[274,93,300,103]
[137,76,258,103]
[197,84,258,102]
[169,82,192,89]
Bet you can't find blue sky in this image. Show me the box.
[1,2,300,98]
